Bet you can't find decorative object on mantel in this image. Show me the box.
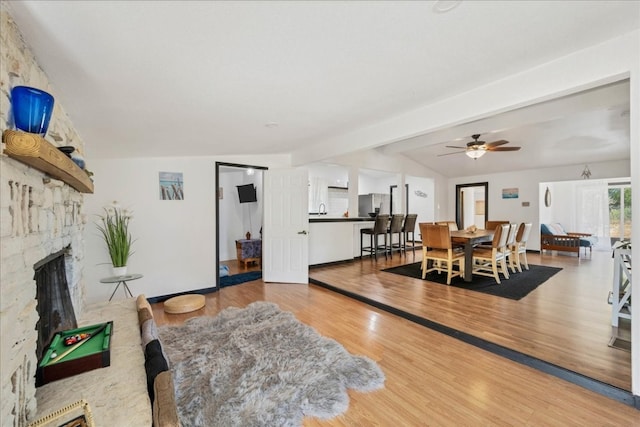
[581,165,592,179]
[10,85,55,136]
[2,130,94,193]
[70,151,85,169]
[246,231,251,240]
[57,146,75,157]
[96,201,135,276]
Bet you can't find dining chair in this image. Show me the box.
[386,214,405,257]
[436,221,458,231]
[401,214,418,254]
[485,220,509,231]
[512,222,533,271]
[504,223,519,273]
[360,214,390,260]
[437,220,467,251]
[471,223,510,284]
[420,224,465,285]
[477,220,510,249]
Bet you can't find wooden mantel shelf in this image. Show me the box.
[2,130,94,193]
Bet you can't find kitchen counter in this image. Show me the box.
[309,216,375,222]
[308,218,375,265]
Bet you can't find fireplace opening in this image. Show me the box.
[34,248,77,363]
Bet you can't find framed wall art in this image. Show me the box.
[159,171,184,200]
[28,399,95,427]
[502,188,519,199]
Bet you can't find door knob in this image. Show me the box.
[298,230,308,235]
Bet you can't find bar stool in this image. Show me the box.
[386,214,405,257]
[361,214,389,260]
[401,214,418,254]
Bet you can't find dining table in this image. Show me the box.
[450,229,494,282]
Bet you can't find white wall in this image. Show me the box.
[83,154,289,302]
[358,171,397,195]
[219,171,243,260]
[218,169,264,261]
[405,175,435,226]
[307,163,348,215]
[328,148,449,220]
[448,159,630,251]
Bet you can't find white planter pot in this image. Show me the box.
[112,266,128,277]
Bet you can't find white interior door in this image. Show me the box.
[263,168,309,283]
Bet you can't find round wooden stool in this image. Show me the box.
[163,294,205,314]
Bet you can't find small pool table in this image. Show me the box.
[37,321,113,386]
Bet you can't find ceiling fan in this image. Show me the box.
[439,134,521,159]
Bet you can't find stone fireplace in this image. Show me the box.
[33,248,78,364]
[1,4,89,426]
[0,173,87,427]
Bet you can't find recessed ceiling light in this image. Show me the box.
[265,122,279,128]
[433,0,462,13]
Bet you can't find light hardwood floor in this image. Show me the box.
[308,248,632,392]
[152,250,638,425]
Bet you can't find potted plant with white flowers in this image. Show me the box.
[97,201,135,276]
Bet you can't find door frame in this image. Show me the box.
[455,182,488,230]
[215,162,268,288]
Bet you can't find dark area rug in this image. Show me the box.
[382,262,562,300]
[219,271,262,288]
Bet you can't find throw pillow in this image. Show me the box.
[138,307,153,327]
[145,339,169,403]
[137,294,153,315]
[153,371,181,427]
[141,318,159,348]
[547,223,567,235]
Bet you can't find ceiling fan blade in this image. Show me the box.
[445,145,467,149]
[437,150,466,157]
[487,146,521,152]
[485,139,509,148]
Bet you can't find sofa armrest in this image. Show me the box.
[567,232,592,237]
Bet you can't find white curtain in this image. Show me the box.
[576,180,610,250]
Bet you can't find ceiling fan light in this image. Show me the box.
[466,148,487,159]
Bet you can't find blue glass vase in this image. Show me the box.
[11,86,55,136]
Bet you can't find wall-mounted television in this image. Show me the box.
[237,184,257,203]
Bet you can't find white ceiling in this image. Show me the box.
[6,1,638,177]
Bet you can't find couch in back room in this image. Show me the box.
[540,223,598,257]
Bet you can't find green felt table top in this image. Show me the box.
[40,322,112,367]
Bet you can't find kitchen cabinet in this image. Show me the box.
[308,218,374,265]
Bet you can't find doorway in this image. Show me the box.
[455,182,488,230]
[608,181,632,245]
[215,162,268,287]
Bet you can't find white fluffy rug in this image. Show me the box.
[158,301,385,426]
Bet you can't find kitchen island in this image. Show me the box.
[309,216,375,265]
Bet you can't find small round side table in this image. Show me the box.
[100,274,143,301]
